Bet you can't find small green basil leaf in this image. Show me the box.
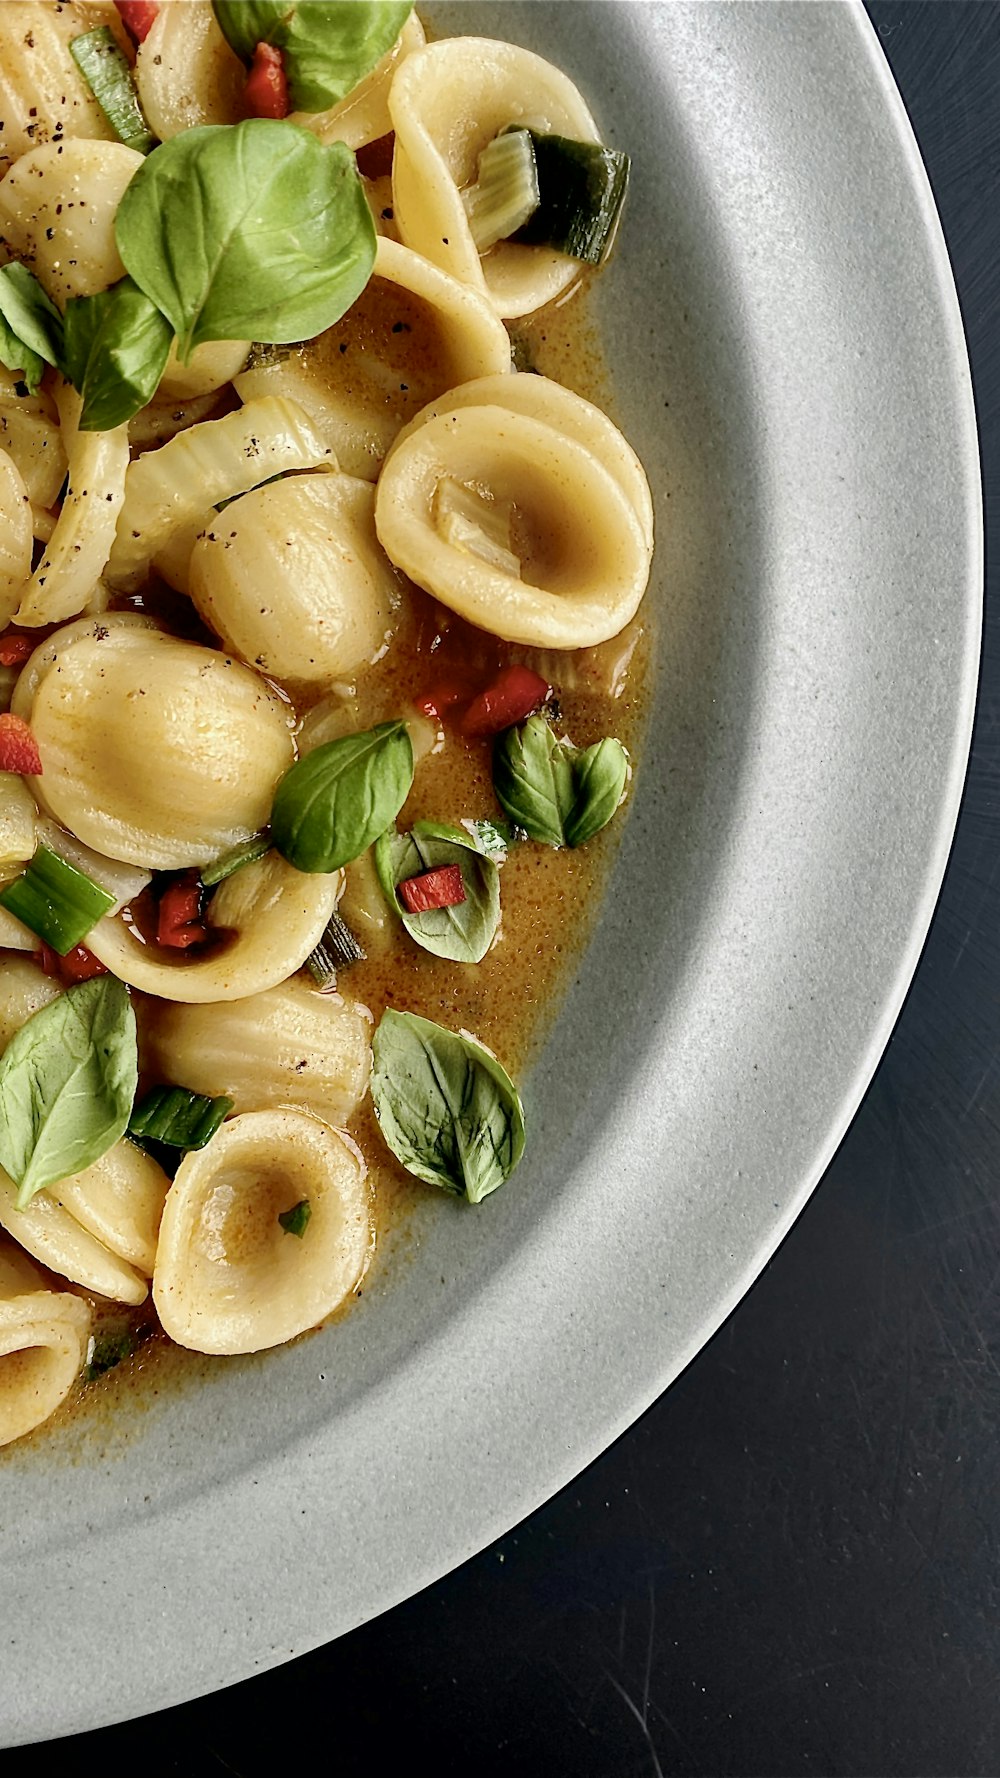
[0,263,63,391]
[563,736,629,848]
[493,715,629,849]
[212,2,412,112]
[492,714,575,846]
[0,976,138,1209]
[271,720,413,872]
[371,1009,525,1204]
[115,120,376,362]
[0,310,44,395]
[375,820,501,963]
[62,276,173,431]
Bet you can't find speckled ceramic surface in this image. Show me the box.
[0,1,981,1745]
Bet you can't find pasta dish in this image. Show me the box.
[0,0,653,1449]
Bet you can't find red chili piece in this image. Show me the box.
[244,42,289,118]
[0,634,34,668]
[459,665,549,738]
[414,678,471,722]
[34,942,108,984]
[398,865,467,914]
[0,712,42,775]
[114,0,158,42]
[157,872,207,949]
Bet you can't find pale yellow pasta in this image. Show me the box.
[153,1111,373,1355]
[106,396,337,592]
[0,1245,91,1448]
[0,957,60,1051]
[0,1,126,177]
[158,338,250,401]
[127,387,226,452]
[234,236,511,481]
[11,609,156,716]
[135,0,245,140]
[20,621,294,868]
[389,38,600,318]
[86,852,342,1003]
[15,384,129,627]
[33,817,151,915]
[189,472,401,685]
[375,374,653,647]
[0,775,36,867]
[0,139,143,307]
[0,446,32,624]
[0,1169,148,1304]
[0,909,37,953]
[55,1141,169,1277]
[295,10,426,149]
[0,383,68,511]
[144,979,372,1125]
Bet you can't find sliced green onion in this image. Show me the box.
[200,833,271,888]
[85,1324,151,1381]
[432,477,520,577]
[512,130,630,265]
[306,911,366,989]
[461,818,514,863]
[463,128,540,252]
[128,1086,233,1150]
[278,1199,311,1238]
[69,28,156,155]
[0,845,115,953]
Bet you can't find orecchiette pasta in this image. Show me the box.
[55,1140,169,1278]
[158,338,250,402]
[134,0,245,142]
[0,1168,148,1304]
[0,956,60,1051]
[389,39,601,319]
[375,373,654,647]
[0,775,36,867]
[0,378,68,512]
[0,446,32,625]
[0,139,144,308]
[86,852,343,1002]
[153,1111,373,1355]
[188,471,402,686]
[0,1245,90,1448]
[0,1,125,177]
[234,236,512,482]
[143,979,372,1126]
[15,384,129,627]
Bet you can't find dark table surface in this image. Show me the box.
[12,4,999,1773]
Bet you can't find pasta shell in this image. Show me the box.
[0,2,124,177]
[0,139,144,308]
[153,1110,373,1355]
[389,38,600,319]
[55,1140,169,1278]
[86,853,343,1004]
[0,1170,148,1305]
[0,956,61,1053]
[21,620,294,868]
[143,979,372,1125]
[0,1244,91,1448]
[374,373,654,648]
[15,384,129,628]
[135,0,245,141]
[0,445,32,626]
[189,472,402,685]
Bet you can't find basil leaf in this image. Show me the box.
[0,263,63,393]
[492,714,575,847]
[0,311,44,395]
[271,719,413,872]
[62,276,173,431]
[375,820,501,963]
[0,976,138,1209]
[493,715,629,848]
[212,2,412,112]
[115,120,376,361]
[563,737,630,848]
[371,1009,525,1204]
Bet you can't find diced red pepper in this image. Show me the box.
[398,865,466,914]
[459,665,549,738]
[0,634,34,668]
[244,42,289,118]
[414,678,471,722]
[59,945,109,985]
[34,941,108,984]
[114,0,158,43]
[0,712,42,775]
[156,871,207,949]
